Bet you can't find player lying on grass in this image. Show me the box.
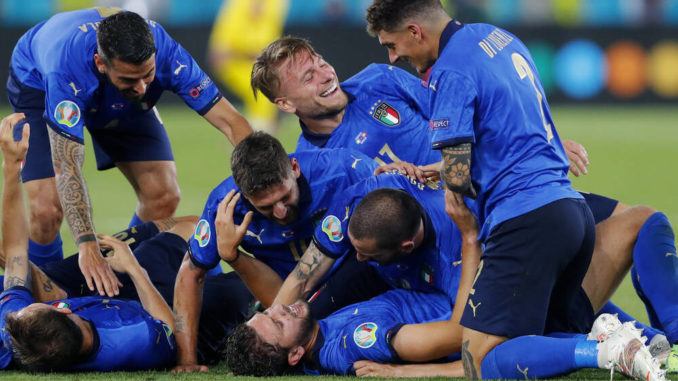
[271,171,667,379]
[0,116,177,371]
[172,132,394,372]
[224,182,663,379]
[253,36,678,346]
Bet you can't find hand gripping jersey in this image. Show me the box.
[312,172,463,303]
[189,149,378,278]
[296,64,440,166]
[0,288,175,371]
[10,8,221,144]
[427,21,581,240]
[306,289,452,375]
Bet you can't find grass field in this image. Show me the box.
[0,104,676,380]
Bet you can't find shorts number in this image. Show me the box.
[512,53,553,142]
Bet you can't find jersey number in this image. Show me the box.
[511,53,553,142]
[373,143,402,166]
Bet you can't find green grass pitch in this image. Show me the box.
[0,104,676,380]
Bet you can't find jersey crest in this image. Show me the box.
[194,219,211,247]
[54,100,81,127]
[353,322,378,349]
[371,102,400,127]
[321,215,343,242]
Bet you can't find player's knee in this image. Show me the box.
[141,187,180,218]
[626,205,658,230]
[29,199,63,236]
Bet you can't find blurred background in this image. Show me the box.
[0,0,676,323]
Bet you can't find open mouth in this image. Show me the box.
[320,82,338,97]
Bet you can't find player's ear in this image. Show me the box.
[407,23,423,41]
[94,53,107,74]
[400,239,415,254]
[287,345,306,366]
[290,158,301,179]
[274,97,295,114]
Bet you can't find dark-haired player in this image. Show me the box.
[6,8,252,297]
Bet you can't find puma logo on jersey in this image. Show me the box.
[452,260,462,267]
[516,364,529,379]
[246,228,264,244]
[343,206,350,221]
[468,299,481,317]
[666,252,678,259]
[174,61,188,75]
[351,155,362,169]
[69,82,82,96]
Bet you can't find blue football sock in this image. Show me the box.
[480,336,599,379]
[632,212,678,343]
[631,266,663,329]
[129,212,144,228]
[598,301,664,342]
[28,234,63,266]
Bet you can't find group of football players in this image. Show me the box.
[1,1,676,379]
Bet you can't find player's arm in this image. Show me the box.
[172,253,209,372]
[273,241,335,306]
[214,190,283,306]
[440,144,476,198]
[47,128,120,297]
[202,97,253,146]
[354,360,464,378]
[98,234,175,331]
[1,114,32,291]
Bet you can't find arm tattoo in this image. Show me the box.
[48,130,96,240]
[154,217,178,232]
[294,245,324,281]
[4,256,31,290]
[174,313,186,332]
[441,144,477,198]
[461,340,479,380]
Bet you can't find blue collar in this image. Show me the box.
[438,19,465,56]
[298,89,355,148]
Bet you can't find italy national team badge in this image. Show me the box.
[422,263,434,285]
[321,215,343,242]
[52,301,70,310]
[353,322,378,349]
[194,219,211,247]
[372,102,400,127]
[54,100,81,128]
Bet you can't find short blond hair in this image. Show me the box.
[251,36,319,102]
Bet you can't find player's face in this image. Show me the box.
[247,174,301,225]
[96,54,156,101]
[378,29,433,74]
[248,301,314,350]
[348,233,401,265]
[275,50,348,119]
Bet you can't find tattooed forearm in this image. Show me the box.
[153,216,178,232]
[441,144,476,198]
[174,313,186,332]
[48,129,96,241]
[294,245,324,281]
[461,340,479,380]
[4,256,31,291]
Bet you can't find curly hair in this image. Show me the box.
[366,0,444,36]
[223,323,294,376]
[5,308,84,371]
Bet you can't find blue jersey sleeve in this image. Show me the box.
[188,204,220,270]
[44,72,88,143]
[0,287,35,369]
[429,70,478,149]
[153,23,222,115]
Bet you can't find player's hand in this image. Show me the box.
[78,242,121,297]
[563,139,589,177]
[215,190,253,262]
[444,189,478,238]
[98,234,140,274]
[171,364,209,373]
[354,360,400,378]
[375,161,427,183]
[418,161,442,182]
[0,113,29,165]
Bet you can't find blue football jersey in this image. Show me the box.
[0,287,34,369]
[296,64,440,166]
[427,22,581,240]
[64,296,175,371]
[313,172,463,303]
[10,8,221,143]
[308,289,451,375]
[189,149,378,278]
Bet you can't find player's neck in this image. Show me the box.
[77,318,96,356]
[300,108,346,136]
[432,16,453,59]
[302,321,321,359]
